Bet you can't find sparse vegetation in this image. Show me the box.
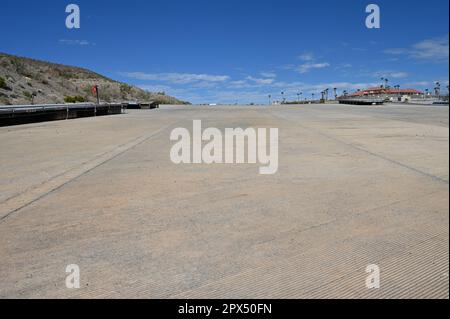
[64,96,87,103]
[0,52,189,105]
[23,91,32,100]
[0,76,10,90]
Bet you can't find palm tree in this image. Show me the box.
[436,82,441,98]
[268,94,272,105]
[281,92,285,104]
[333,88,338,100]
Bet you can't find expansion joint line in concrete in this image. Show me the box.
[269,110,449,186]
[0,121,182,223]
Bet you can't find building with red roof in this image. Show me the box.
[347,87,423,100]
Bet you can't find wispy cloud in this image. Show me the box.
[140,80,382,104]
[293,52,330,74]
[297,62,330,74]
[297,52,315,61]
[401,81,431,87]
[120,72,230,84]
[384,35,449,63]
[373,71,410,79]
[246,76,275,85]
[59,39,92,46]
[260,72,277,78]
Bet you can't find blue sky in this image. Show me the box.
[1,0,448,104]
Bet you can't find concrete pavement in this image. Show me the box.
[0,104,448,298]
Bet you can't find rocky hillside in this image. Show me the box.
[0,52,189,105]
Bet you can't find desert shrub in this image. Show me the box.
[120,83,132,98]
[64,95,87,103]
[23,91,32,99]
[0,96,11,105]
[0,76,9,90]
[10,58,30,76]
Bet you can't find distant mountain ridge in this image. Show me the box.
[0,52,189,105]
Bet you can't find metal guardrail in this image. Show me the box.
[0,103,124,126]
[0,103,121,114]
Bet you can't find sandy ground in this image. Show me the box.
[0,104,448,299]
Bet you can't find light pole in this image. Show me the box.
[436,82,441,99]
[394,85,400,101]
[31,92,37,105]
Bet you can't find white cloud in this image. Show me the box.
[121,72,230,84]
[142,80,385,104]
[59,39,91,46]
[246,76,275,85]
[373,71,410,79]
[297,62,330,74]
[260,72,277,78]
[384,35,449,63]
[297,53,315,61]
[401,81,431,87]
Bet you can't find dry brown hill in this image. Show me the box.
[0,52,190,105]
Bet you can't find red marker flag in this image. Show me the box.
[91,85,98,95]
